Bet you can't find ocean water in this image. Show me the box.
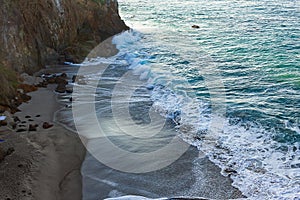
[69,0,300,199]
[114,0,300,199]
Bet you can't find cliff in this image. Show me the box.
[0,0,128,111]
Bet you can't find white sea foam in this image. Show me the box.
[150,86,300,199]
[78,29,300,199]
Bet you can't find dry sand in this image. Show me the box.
[0,85,85,200]
[0,36,117,200]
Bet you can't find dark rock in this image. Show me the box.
[42,122,54,129]
[55,83,67,93]
[60,73,67,78]
[28,124,37,132]
[16,129,27,132]
[21,121,26,124]
[13,116,21,123]
[55,77,68,85]
[146,84,154,90]
[291,163,300,168]
[18,84,38,93]
[25,115,31,118]
[0,120,7,126]
[192,25,200,28]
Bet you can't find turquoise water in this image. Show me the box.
[64,0,300,199]
[113,0,300,199]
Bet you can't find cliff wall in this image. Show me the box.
[0,0,128,110]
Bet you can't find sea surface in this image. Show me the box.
[63,0,300,199]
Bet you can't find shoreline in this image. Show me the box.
[0,36,246,200]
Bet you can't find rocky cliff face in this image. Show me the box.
[0,0,128,110]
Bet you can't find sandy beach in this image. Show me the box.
[0,37,118,200]
[0,38,245,200]
[0,71,245,200]
[0,85,85,200]
[0,0,298,198]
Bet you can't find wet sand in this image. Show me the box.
[82,146,244,200]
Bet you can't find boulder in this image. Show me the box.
[60,73,67,78]
[192,25,200,29]
[28,124,37,132]
[20,73,44,86]
[42,122,54,129]
[13,116,21,122]
[0,120,7,126]
[18,84,38,93]
[55,77,68,85]
[55,83,67,93]
[16,128,27,132]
